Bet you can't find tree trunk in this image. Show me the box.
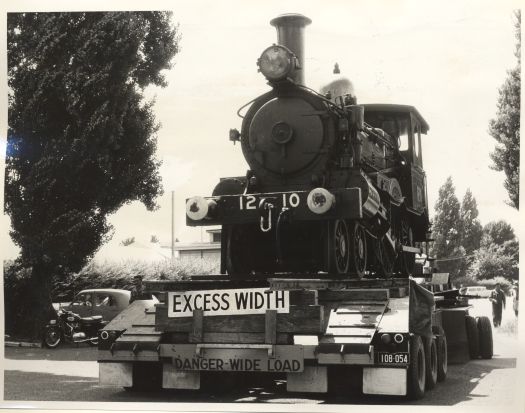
[24,265,55,341]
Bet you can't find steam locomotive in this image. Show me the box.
[185,14,430,278]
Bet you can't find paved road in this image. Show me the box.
[3,302,521,406]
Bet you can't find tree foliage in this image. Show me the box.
[489,10,520,209]
[460,189,483,254]
[431,177,464,277]
[431,177,518,284]
[5,12,179,338]
[432,177,462,258]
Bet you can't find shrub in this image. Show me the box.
[4,257,219,338]
[476,276,513,295]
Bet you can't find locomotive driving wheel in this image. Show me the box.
[326,220,367,278]
[373,236,395,278]
[330,219,350,275]
[349,222,367,278]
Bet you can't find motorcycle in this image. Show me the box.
[43,308,106,348]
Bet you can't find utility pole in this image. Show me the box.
[171,190,175,259]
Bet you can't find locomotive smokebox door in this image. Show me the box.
[249,98,323,175]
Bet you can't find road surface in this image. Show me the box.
[3,300,521,406]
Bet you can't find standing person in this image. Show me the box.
[130,275,149,302]
[489,283,506,327]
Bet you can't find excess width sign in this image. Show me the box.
[167,288,290,317]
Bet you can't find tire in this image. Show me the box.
[407,335,426,400]
[477,316,493,359]
[43,326,62,349]
[465,315,479,359]
[424,337,438,390]
[433,326,448,382]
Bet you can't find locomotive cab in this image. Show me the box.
[363,104,429,217]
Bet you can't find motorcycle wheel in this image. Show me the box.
[43,326,62,348]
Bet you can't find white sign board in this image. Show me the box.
[167,288,290,318]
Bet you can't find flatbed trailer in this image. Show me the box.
[97,274,493,399]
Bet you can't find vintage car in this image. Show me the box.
[459,286,491,298]
[53,289,131,322]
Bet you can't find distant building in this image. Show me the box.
[161,228,221,261]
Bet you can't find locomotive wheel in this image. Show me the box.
[373,236,394,278]
[349,222,367,278]
[329,219,350,275]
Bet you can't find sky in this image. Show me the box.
[0,0,522,260]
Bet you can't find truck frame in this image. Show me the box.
[97,272,493,399]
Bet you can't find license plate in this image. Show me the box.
[377,352,409,365]
[168,345,304,372]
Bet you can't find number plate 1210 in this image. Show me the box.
[378,352,409,364]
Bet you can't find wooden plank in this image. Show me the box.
[289,290,318,305]
[157,305,323,334]
[319,289,389,302]
[265,310,277,344]
[389,287,408,298]
[116,335,162,343]
[269,277,409,291]
[319,336,372,345]
[146,279,269,292]
[325,327,376,337]
[123,326,159,335]
[335,303,387,313]
[190,309,203,343]
[188,332,290,344]
[334,309,385,321]
[106,300,156,331]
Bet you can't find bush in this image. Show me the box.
[4,257,219,338]
[476,276,513,295]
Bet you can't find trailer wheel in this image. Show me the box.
[407,335,426,400]
[465,315,479,359]
[424,337,438,390]
[433,326,448,382]
[477,316,493,359]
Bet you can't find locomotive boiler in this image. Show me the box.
[185,14,430,278]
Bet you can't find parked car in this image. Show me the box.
[53,289,131,323]
[459,286,491,298]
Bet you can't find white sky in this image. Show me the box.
[1,0,523,260]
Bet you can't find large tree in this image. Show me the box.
[460,189,483,254]
[5,12,179,339]
[431,177,465,277]
[489,10,520,209]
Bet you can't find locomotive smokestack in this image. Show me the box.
[270,13,312,85]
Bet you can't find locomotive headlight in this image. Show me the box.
[258,45,295,81]
[307,188,335,214]
[186,197,217,221]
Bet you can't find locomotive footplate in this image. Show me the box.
[187,187,363,226]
